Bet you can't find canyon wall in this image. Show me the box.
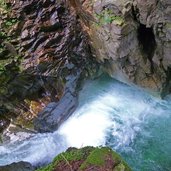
[81,0,171,95]
[1,0,171,133]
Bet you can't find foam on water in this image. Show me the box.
[0,75,170,170]
[0,132,67,166]
[58,78,153,149]
[58,101,113,147]
[58,75,171,170]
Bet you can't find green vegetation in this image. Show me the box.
[0,0,20,77]
[166,22,171,29]
[95,9,124,26]
[0,0,7,10]
[37,146,132,171]
[80,147,119,169]
[36,147,94,171]
[0,0,22,118]
[80,147,131,170]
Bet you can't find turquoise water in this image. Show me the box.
[0,74,171,171]
[61,74,171,171]
[119,112,171,171]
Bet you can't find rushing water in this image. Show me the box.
[0,74,171,170]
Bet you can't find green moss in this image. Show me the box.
[111,16,125,25]
[79,147,125,170]
[0,0,20,76]
[37,147,132,171]
[80,147,111,169]
[0,0,7,10]
[166,23,171,29]
[0,0,21,91]
[36,147,94,171]
[51,147,88,165]
[4,19,18,29]
[111,150,131,171]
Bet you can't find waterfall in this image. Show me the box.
[0,74,171,171]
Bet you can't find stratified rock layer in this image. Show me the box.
[0,0,98,132]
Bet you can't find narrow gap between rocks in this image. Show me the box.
[137,24,156,72]
[161,67,171,97]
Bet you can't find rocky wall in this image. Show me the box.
[81,0,171,95]
[0,0,98,133]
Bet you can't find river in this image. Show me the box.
[0,74,171,171]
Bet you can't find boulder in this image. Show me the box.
[37,146,132,171]
[0,161,34,171]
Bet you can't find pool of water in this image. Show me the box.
[0,74,171,171]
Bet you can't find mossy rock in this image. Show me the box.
[37,146,131,171]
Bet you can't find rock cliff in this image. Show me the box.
[80,0,171,96]
[0,0,98,132]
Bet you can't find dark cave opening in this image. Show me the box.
[137,24,156,71]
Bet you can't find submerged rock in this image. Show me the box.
[37,146,132,171]
[0,161,34,171]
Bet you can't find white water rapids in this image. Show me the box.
[0,75,171,170]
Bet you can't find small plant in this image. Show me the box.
[166,22,171,29]
[0,0,20,73]
[0,0,22,98]
[0,0,7,11]
[95,8,124,26]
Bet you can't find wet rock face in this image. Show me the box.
[16,0,94,71]
[0,107,10,133]
[0,116,10,133]
[82,0,171,95]
[34,74,79,132]
[0,161,34,171]
[0,0,98,132]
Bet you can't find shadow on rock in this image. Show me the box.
[0,161,34,171]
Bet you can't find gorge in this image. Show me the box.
[0,0,171,171]
[0,75,171,170]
